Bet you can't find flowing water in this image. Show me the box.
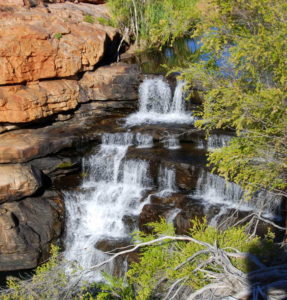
[126,78,193,126]
[64,133,152,280]
[64,76,281,281]
[193,170,282,223]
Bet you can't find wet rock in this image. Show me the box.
[150,193,189,207]
[0,165,43,203]
[95,237,131,253]
[143,194,205,234]
[0,190,64,271]
[122,214,138,232]
[139,203,174,232]
[76,100,137,118]
[174,200,205,234]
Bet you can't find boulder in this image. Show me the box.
[0,125,82,163]
[0,80,81,123]
[0,63,140,124]
[0,190,63,271]
[0,165,42,203]
[0,4,119,85]
[80,63,141,101]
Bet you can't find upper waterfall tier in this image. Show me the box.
[126,77,194,126]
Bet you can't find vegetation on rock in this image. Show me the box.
[180,0,287,197]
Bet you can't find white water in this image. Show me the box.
[207,134,232,150]
[158,166,177,195]
[63,73,282,284]
[164,136,181,150]
[136,133,153,148]
[64,133,152,280]
[126,78,193,126]
[194,170,281,218]
[197,134,232,150]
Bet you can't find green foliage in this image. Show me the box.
[181,0,287,195]
[1,245,68,300]
[83,15,95,24]
[97,17,114,27]
[95,273,134,300]
[107,0,200,48]
[97,219,276,300]
[54,32,63,40]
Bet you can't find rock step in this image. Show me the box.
[0,165,43,203]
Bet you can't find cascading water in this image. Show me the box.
[196,134,232,150]
[63,71,282,286]
[126,77,193,126]
[207,134,232,150]
[158,166,176,195]
[164,136,181,150]
[135,133,153,148]
[193,170,281,218]
[64,133,152,280]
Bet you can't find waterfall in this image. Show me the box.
[126,77,193,126]
[207,134,232,150]
[194,170,281,216]
[164,136,181,150]
[64,133,152,281]
[158,166,176,195]
[196,134,232,150]
[136,133,153,148]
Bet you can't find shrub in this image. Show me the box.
[54,33,63,40]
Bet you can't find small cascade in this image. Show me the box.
[196,134,232,150]
[64,133,152,281]
[207,134,232,150]
[158,166,176,195]
[136,133,153,148]
[170,80,185,113]
[166,208,181,224]
[126,77,193,125]
[194,170,281,217]
[164,136,181,150]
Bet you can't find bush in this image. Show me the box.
[54,33,63,40]
[108,0,200,48]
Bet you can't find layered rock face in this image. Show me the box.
[0,2,142,272]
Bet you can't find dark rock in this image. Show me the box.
[95,237,131,253]
[0,190,64,271]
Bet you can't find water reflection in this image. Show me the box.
[131,38,201,74]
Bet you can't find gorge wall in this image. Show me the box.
[0,1,142,271]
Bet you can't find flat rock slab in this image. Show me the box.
[0,106,133,163]
[0,124,82,163]
[0,165,42,203]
